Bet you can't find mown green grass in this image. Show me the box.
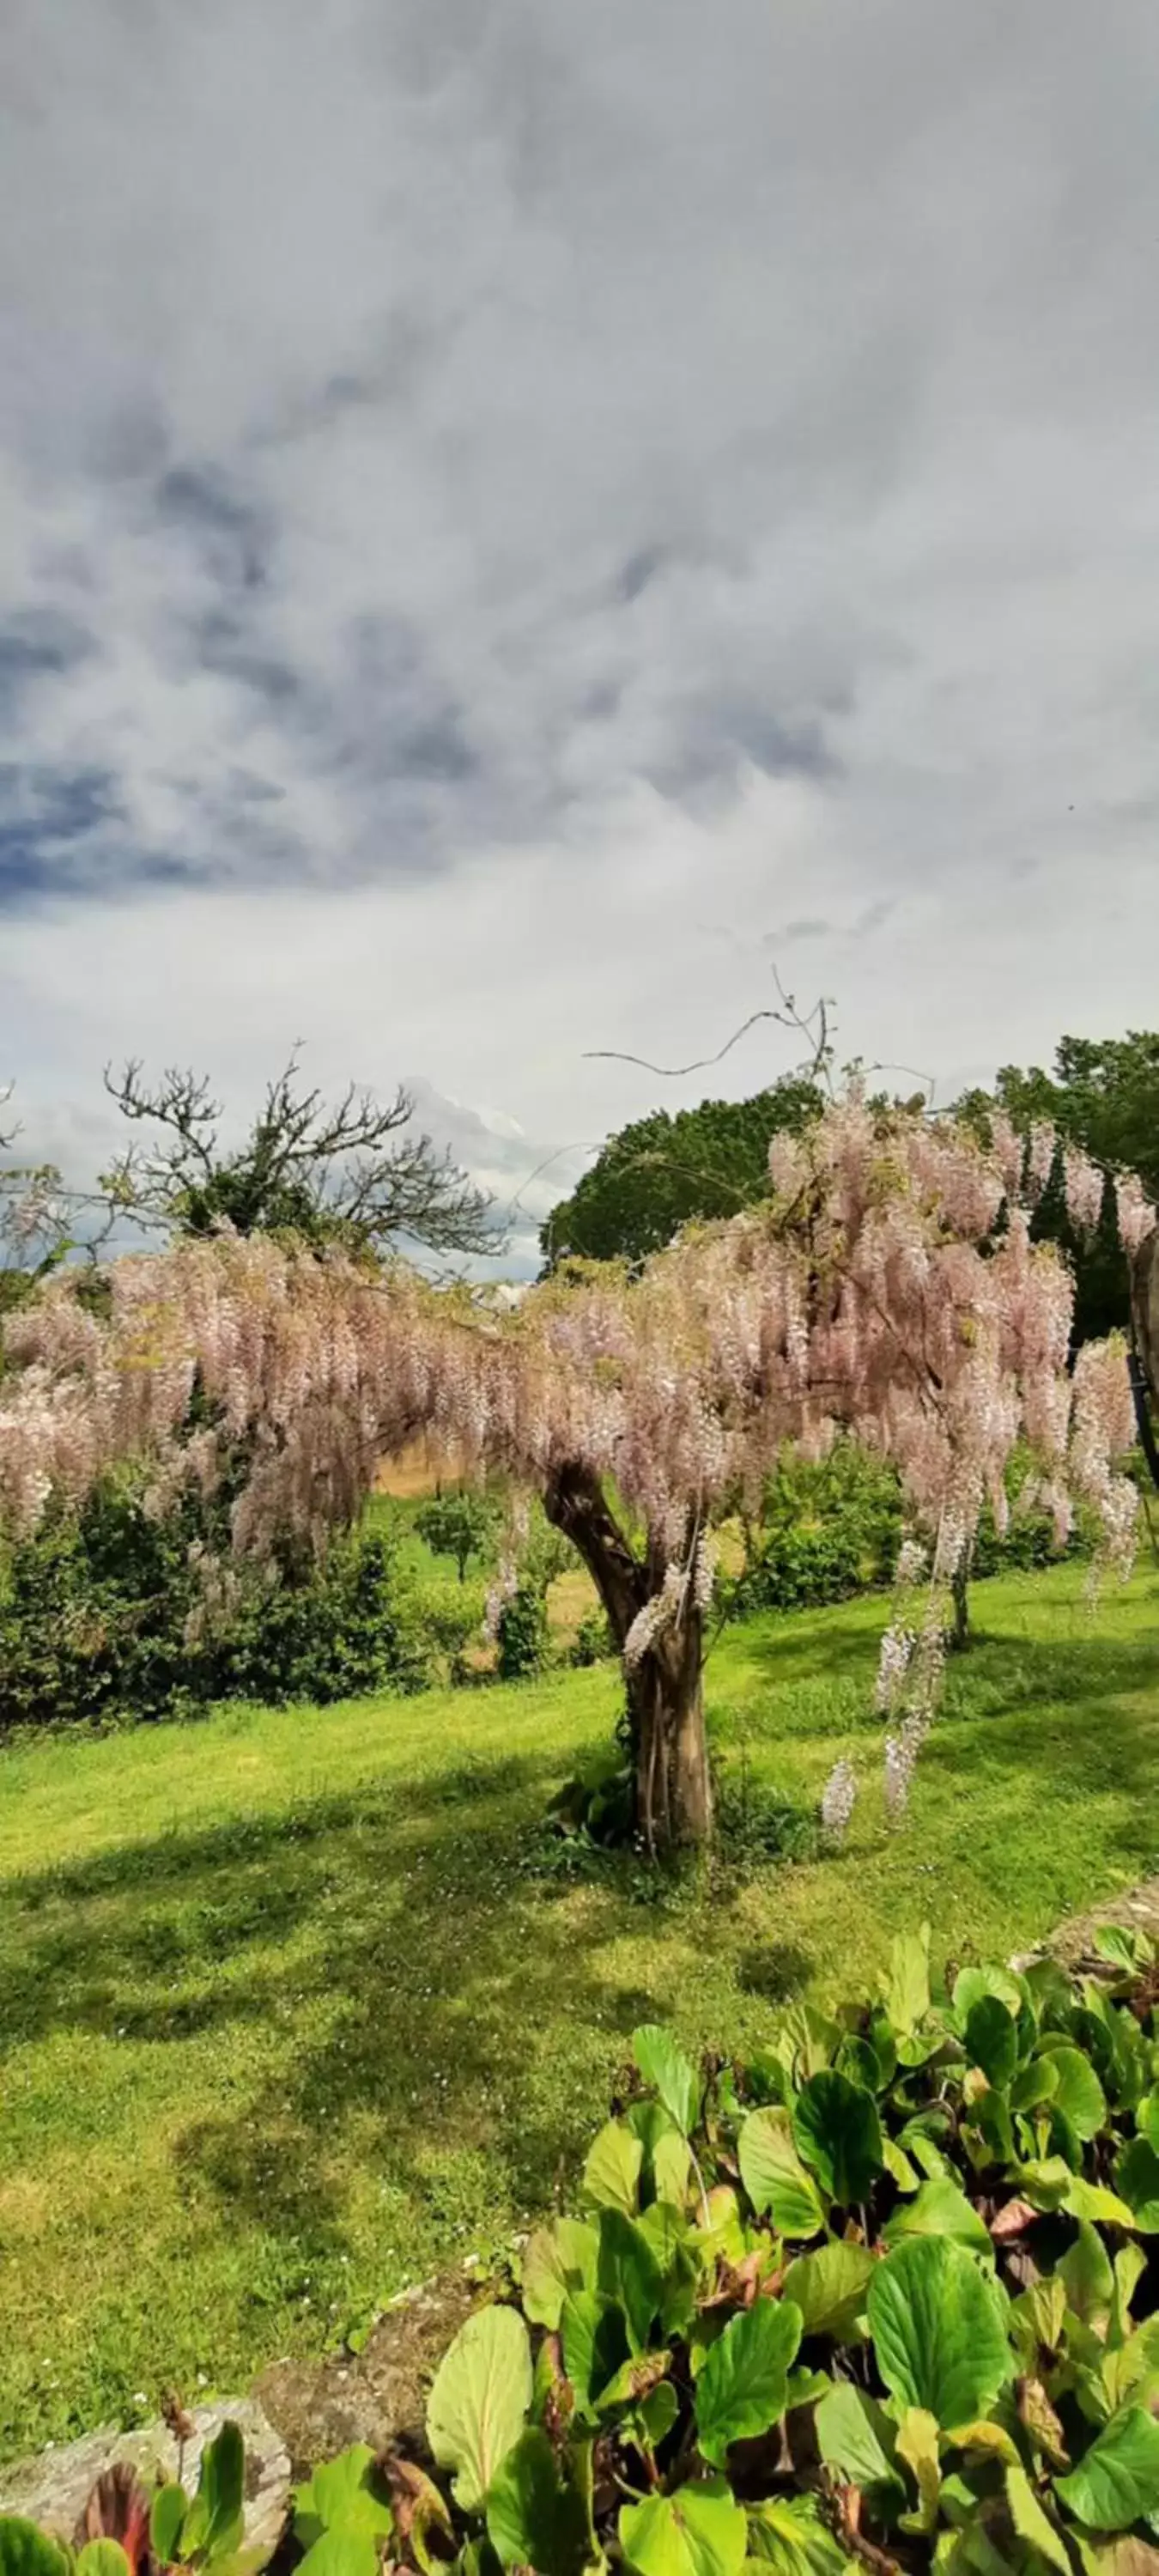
[0,1560,1156,2461]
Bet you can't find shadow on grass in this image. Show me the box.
[0,1601,1156,2312]
[0,1739,674,2265]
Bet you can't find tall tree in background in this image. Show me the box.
[540,1076,822,1270]
[100,1050,499,1265]
[957,1033,1159,1346]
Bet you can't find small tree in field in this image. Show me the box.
[414,1487,499,1583]
[0,1094,1145,1853]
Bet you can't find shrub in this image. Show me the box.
[569,1607,616,1667]
[9,1924,1159,2576]
[495,1584,549,1680]
[413,1488,500,1583]
[0,1478,428,1734]
[727,1437,1090,1621]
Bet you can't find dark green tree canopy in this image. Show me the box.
[540,1076,823,1270]
[956,1031,1159,1346]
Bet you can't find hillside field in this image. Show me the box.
[0,1558,1155,2463]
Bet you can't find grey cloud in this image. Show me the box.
[0,0,1156,1200]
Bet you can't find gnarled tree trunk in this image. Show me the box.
[1130,1232,1159,1491]
[544,1462,713,1851]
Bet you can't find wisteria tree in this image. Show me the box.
[0,1095,1147,1853]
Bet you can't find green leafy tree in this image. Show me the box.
[539,1077,822,1271]
[957,1032,1159,1346]
[414,1487,500,1583]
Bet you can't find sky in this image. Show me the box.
[2,0,1158,1273]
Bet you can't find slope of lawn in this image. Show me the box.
[0,1559,1156,2461]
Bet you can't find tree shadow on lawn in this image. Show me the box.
[732,1590,1157,1725]
[0,1741,671,2273]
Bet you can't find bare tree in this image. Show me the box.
[100,1048,502,1263]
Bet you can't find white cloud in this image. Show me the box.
[1,0,1158,1249]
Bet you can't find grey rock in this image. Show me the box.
[0,2400,291,2559]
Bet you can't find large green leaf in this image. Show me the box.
[1059,2223,1114,2330]
[521,2216,599,2328]
[426,2306,532,2510]
[561,2288,630,2417]
[294,2446,394,2551]
[883,1924,931,2033]
[867,2237,1010,2430]
[694,2295,803,2465]
[737,2111,824,2238]
[896,2407,941,2536]
[792,2072,883,2206]
[150,2485,189,2567]
[597,2207,664,2354]
[954,1965,1024,2022]
[882,2177,992,2257]
[75,2549,131,2576]
[966,1997,1019,2092]
[584,2120,644,2215]
[1005,2464,1071,2574]
[485,2427,590,2576]
[634,2026,701,2138]
[0,2530,70,2576]
[745,2495,851,2576]
[1057,2409,1159,2532]
[814,2382,906,2524]
[181,2421,246,2561]
[620,2482,748,2576]
[1040,2045,1107,2142]
[780,2243,877,2341]
[1117,2141,1159,2233]
[295,2533,382,2576]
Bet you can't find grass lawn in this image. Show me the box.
[0,1558,1155,2462]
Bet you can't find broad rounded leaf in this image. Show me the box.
[75,2550,131,2576]
[780,2244,877,2342]
[881,2176,992,2257]
[882,1925,931,2034]
[427,2306,532,2510]
[296,2534,381,2576]
[737,2111,824,2238]
[584,2120,644,2215]
[814,2383,906,2523]
[0,2531,69,2576]
[634,2026,702,2138]
[1117,2140,1159,2233]
[745,2495,852,2576]
[1043,2046,1107,2142]
[294,2446,394,2549]
[561,2287,630,2416]
[867,2236,1010,2430]
[485,2427,589,2576]
[1065,2177,1137,2229]
[1059,2221,1114,2328]
[966,1996,1019,2091]
[181,2421,246,2561]
[792,2072,883,2207]
[1057,2409,1159,2532]
[149,2488,188,2566]
[620,2481,748,2576]
[597,2208,664,2354]
[521,2216,599,2329]
[954,1965,1024,2022]
[695,2295,803,2466]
